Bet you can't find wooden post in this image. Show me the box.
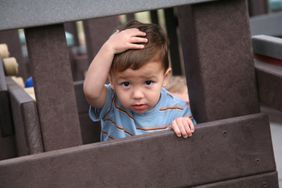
[177,0,260,122]
[25,24,82,151]
[164,8,182,75]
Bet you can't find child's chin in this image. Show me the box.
[131,107,149,114]
[132,109,147,114]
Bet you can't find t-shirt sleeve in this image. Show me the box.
[89,84,113,122]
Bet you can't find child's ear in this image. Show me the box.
[162,68,172,87]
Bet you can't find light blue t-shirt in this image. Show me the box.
[89,85,195,141]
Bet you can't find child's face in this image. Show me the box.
[110,61,170,114]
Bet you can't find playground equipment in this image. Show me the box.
[252,35,282,112]
[0,0,279,187]
[0,44,9,58]
[0,44,18,76]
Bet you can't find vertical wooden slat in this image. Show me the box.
[84,17,119,62]
[7,77,44,156]
[177,0,260,123]
[164,8,182,75]
[126,13,135,22]
[74,81,100,144]
[25,24,82,151]
[150,10,159,25]
[248,0,268,17]
[0,59,16,160]
[0,60,14,137]
[64,22,79,47]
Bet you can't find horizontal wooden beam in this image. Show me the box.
[250,12,282,36]
[0,113,276,187]
[0,0,215,31]
[252,35,282,60]
[193,172,278,188]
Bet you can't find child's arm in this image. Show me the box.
[83,29,147,108]
[171,117,195,138]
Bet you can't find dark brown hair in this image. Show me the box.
[110,20,169,74]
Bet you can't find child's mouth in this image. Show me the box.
[132,104,148,112]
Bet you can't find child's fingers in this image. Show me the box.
[128,43,146,49]
[128,28,147,36]
[176,118,189,138]
[184,117,195,132]
[187,117,195,133]
[121,28,146,37]
[183,119,193,137]
[172,121,181,137]
[171,117,195,139]
[129,36,148,44]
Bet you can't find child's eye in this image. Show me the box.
[120,81,130,88]
[145,80,154,86]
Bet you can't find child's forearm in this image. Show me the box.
[83,43,114,104]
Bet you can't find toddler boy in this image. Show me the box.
[84,20,195,141]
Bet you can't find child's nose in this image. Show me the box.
[132,88,144,99]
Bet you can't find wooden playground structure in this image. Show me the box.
[0,0,281,187]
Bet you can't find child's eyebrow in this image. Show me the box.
[117,75,157,80]
[140,75,157,79]
[116,75,129,80]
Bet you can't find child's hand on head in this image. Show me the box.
[171,117,195,138]
[105,28,148,54]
